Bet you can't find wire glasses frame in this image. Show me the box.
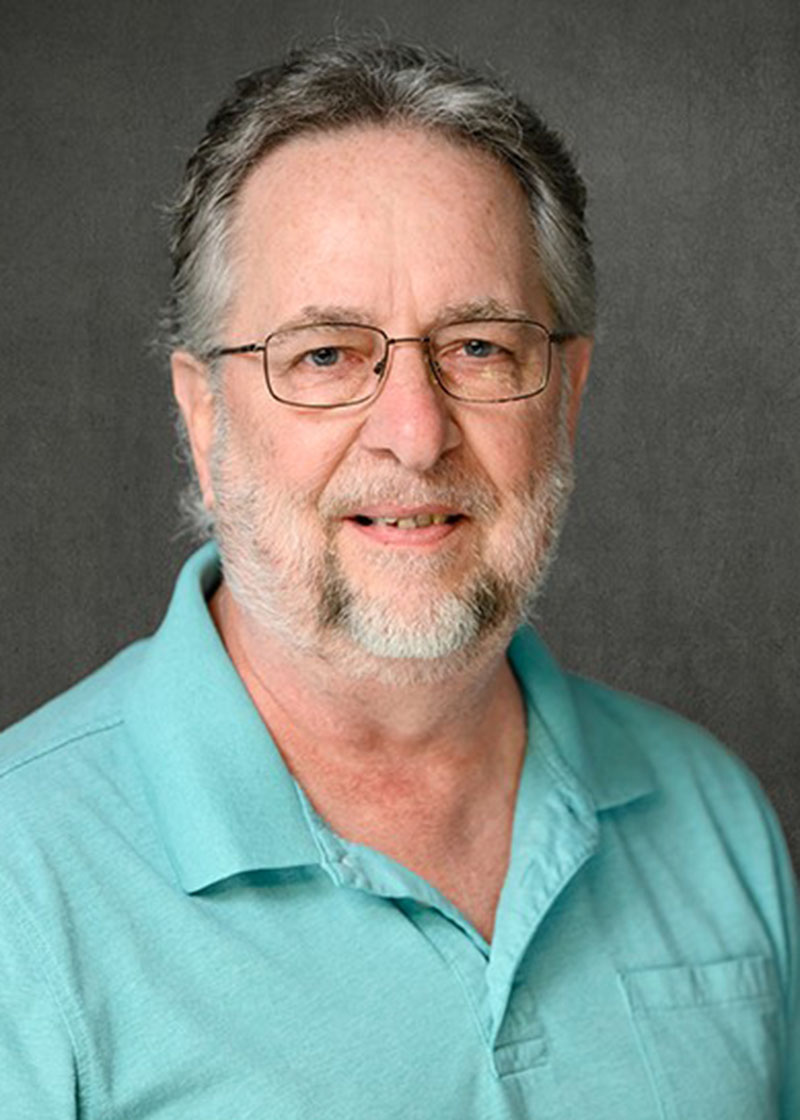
[206,319,573,409]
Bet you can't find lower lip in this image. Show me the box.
[344,518,463,547]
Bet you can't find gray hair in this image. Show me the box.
[166,39,596,538]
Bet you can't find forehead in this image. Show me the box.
[228,125,544,328]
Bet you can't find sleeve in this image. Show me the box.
[710,744,800,1118]
[783,904,800,1120]
[0,880,80,1119]
[774,830,800,1120]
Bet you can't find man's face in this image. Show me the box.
[176,126,590,673]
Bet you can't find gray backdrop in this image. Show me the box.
[2,0,798,869]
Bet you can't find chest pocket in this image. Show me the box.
[618,956,781,1120]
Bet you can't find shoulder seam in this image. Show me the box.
[0,716,125,780]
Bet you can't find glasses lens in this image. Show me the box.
[266,324,385,406]
[431,320,550,401]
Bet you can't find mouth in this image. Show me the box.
[342,506,467,545]
[350,512,462,529]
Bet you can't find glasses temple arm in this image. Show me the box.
[205,343,266,359]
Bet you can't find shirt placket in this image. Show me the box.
[486,743,599,1077]
[292,724,600,1082]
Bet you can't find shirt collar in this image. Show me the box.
[508,628,656,812]
[123,543,319,894]
[125,546,653,895]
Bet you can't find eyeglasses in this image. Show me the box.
[206,319,572,409]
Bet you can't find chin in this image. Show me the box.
[314,543,547,682]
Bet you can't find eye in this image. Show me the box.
[304,346,342,368]
[461,338,498,359]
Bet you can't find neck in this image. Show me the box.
[212,582,529,943]
[210,581,527,811]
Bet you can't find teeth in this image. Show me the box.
[371,513,451,528]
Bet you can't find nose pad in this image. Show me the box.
[372,356,438,386]
[426,355,443,388]
[373,337,437,389]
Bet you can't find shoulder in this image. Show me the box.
[0,640,147,798]
[511,626,762,813]
[562,671,795,901]
[0,637,170,947]
[567,671,760,798]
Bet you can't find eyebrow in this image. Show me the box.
[428,298,531,329]
[275,298,532,334]
[277,305,376,331]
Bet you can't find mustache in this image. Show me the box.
[317,465,500,520]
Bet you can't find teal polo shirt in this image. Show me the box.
[0,544,797,1119]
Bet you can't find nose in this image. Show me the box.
[357,337,462,471]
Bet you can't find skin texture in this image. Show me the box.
[172,126,592,940]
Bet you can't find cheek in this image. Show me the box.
[284,427,365,500]
[226,405,363,507]
[466,408,555,498]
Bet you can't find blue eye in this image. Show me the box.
[308,347,341,367]
[463,339,496,358]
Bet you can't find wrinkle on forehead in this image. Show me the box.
[227,124,546,339]
[269,298,536,336]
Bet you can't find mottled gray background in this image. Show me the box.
[1,0,798,868]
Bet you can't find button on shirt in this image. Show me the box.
[0,544,797,1119]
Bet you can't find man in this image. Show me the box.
[0,40,796,1119]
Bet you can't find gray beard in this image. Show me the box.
[319,558,512,660]
[209,400,574,675]
[316,456,573,664]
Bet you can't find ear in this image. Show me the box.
[171,351,217,511]
[560,336,593,446]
